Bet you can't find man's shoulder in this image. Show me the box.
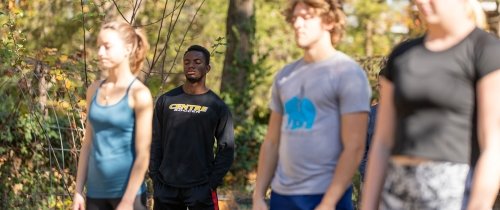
[160,86,183,97]
[207,91,228,105]
[155,86,183,105]
[326,52,366,77]
[206,91,232,114]
[275,58,304,79]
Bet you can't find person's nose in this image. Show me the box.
[98,46,105,58]
[293,17,304,30]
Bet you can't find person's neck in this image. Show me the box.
[303,37,337,63]
[106,64,135,85]
[182,81,209,95]
[424,20,475,51]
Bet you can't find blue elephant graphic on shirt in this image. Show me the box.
[284,96,316,130]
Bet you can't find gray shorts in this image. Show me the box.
[380,160,469,210]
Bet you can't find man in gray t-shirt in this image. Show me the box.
[252,1,371,210]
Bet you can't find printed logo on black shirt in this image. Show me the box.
[169,104,208,113]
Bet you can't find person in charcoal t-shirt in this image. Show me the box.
[361,0,500,209]
[150,45,235,210]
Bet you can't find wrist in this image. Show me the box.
[120,195,135,205]
[320,195,337,206]
[75,188,84,195]
[252,190,266,200]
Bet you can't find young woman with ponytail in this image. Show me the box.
[361,0,500,209]
[72,21,153,210]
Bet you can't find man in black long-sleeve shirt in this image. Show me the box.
[150,45,235,210]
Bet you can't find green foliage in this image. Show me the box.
[338,0,402,57]
[221,46,272,189]
[357,56,387,102]
[218,0,292,190]
[1,4,89,208]
[226,119,268,187]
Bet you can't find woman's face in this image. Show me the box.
[97,29,130,70]
[413,0,466,25]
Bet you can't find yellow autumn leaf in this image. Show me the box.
[83,5,90,13]
[78,99,87,108]
[56,74,63,81]
[43,47,57,55]
[59,55,68,62]
[60,101,71,109]
[65,80,72,89]
[11,7,22,15]
[13,183,23,195]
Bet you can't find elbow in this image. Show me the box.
[221,140,235,152]
[135,153,150,170]
[343,141,365,162]
[354,145,366,162]
[347,139,366,155]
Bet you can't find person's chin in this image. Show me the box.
[295,41,310,49]
[99,62,116,70]
[186,76,201,83]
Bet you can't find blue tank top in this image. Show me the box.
[86,78,146,198]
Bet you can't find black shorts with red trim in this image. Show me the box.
[153,182,219,210]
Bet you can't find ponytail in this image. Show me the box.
[130,28,150,75]
[467,0,488,30]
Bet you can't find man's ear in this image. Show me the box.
[206,64,211,73]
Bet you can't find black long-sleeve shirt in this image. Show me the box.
[150,86,235,188]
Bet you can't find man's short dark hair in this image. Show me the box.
[184,45,210,65]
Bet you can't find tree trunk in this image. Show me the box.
[221,0,255,122]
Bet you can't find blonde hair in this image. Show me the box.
[467,0,488,30]
[100,21,150,75]
[284,0,346,45]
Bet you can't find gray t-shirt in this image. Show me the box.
[270,52,371,195]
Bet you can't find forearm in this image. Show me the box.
[361,142,391,210]
[150,113,162,177]
[210,144,235,188]
[149,137,162,177]
[75,136,92,194]
[321,146,364,205]
[467,148,500,210]
[253,141,279,200]
[122,153,149,203]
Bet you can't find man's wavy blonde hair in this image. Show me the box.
[284,0,346,46]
